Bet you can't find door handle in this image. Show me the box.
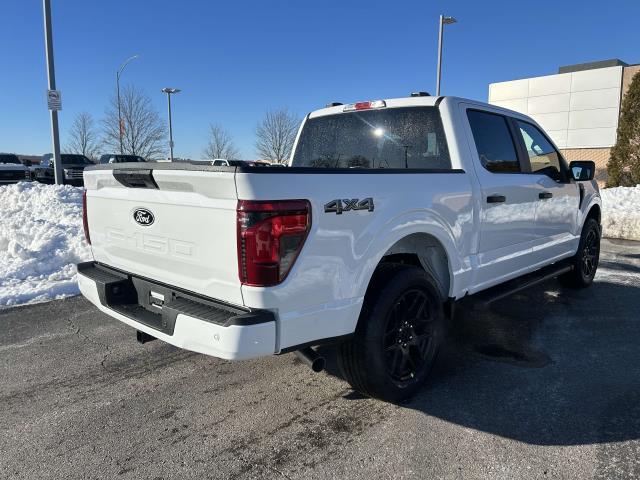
[487,194,506,204]
[539,192,553,200]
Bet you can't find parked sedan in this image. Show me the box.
[0,153,30,184]
[34,154,94,186]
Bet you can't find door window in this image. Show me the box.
[467,110,520,173]
[516,121,562,181]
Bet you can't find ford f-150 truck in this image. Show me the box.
[77,95,601,401]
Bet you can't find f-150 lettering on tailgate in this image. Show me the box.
[105,228,195,258]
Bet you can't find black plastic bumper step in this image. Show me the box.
[76,261,275,335]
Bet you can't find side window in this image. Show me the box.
[467,110,520,173]
[516,121,562,181]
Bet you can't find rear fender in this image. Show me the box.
[355,210,470,302]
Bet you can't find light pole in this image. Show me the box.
[42,0,64,185]
[162,88,181,161]
[116,54,139,154]
[436,15,457,96]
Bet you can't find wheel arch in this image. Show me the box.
[585,203,601,225]
[356,229,458,311]
[377,233,452,300]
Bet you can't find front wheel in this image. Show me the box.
[337,264,443,403]
[559,218,601,288]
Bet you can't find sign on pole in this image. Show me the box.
[47,89,62,111]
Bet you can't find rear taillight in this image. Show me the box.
[237,200,311,286]
[82,189,91,245]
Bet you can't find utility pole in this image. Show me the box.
[42,0,64,185]
[436,15,457,96]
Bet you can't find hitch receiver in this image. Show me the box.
[136,330,157,344]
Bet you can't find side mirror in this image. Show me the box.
[569,161,595,181]
[23,159,33,167]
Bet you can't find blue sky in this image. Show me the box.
[1,0,639,160]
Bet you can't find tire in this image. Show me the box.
[337,264,444,403]
[559,218,601,288]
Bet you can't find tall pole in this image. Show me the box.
[162,88,180,161]
[116,55,139,155]
[167,93,174,162]
[42,0,64,185]
[117,72,123,154]
[436,15,444,96]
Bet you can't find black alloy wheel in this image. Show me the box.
[581,227,599,278]
[383,288,437,384]
[337,264,444,402]
[559,217,601,288]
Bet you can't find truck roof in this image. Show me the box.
[308,95,536,128]
[309,95,442,119]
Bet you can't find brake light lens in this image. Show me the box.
[237,200,311,286]
[82,189,91,245]
[343,100,386,112]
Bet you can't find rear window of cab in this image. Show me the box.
[292,107,451,170]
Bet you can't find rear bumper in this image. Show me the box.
[76,262,276,360]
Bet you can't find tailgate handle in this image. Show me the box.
[113,169,159,189]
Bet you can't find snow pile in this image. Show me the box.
[601,185,640,241]
[0,182,91,307]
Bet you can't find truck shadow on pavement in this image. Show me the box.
[319,277,640,447]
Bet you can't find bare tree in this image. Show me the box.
[102,85,166,160]
[255,108,300,163]
[65,112,99,159]
[203,124,239,160]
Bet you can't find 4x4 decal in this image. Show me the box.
[324,198,374,215]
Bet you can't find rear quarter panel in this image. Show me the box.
[236,170,474,350]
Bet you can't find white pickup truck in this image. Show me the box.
[78,94,601,401]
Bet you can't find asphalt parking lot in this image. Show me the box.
[1,238,639,480]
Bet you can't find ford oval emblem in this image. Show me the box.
[133,208,155,226]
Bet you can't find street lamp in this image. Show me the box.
[435,15,457,96]
[116,54,139,154]
[161,87,181,162]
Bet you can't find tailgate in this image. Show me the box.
[83,165,242,306]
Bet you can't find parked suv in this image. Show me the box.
[99,154,147,164]
[0,153,29,184]
[34,154,94,185]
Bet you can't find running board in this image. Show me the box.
[465,262,574,309]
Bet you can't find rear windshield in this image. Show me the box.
[291,107,451,169]
[0,154,20,164]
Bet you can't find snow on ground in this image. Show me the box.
[0,182,91,308]
[0,182,638,309]
[601,185,640,242]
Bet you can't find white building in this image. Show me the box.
[488,59,640,184]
